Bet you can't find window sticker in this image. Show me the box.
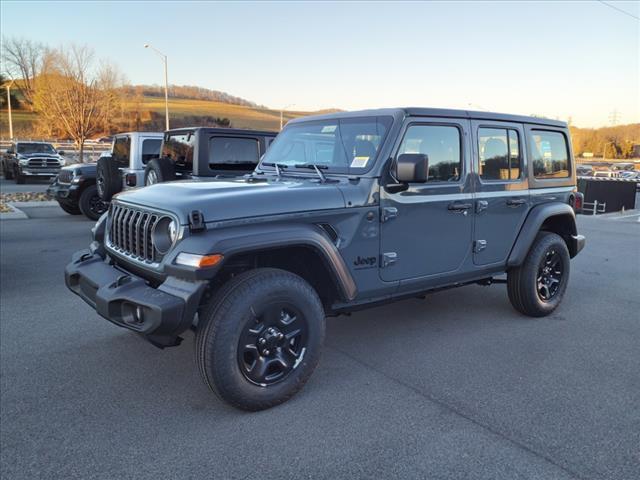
[540,140,552,158]
[351,156,370,168]
[321,125,337,133]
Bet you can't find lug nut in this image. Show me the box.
[259,338,266,345]
[263,349,270,356]
[278,333,284,340]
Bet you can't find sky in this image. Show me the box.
[1,0,638,128]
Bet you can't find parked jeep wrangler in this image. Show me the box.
[66,108,585,411]
[97,128,276,200]
[47,156,109,220]
[96,132,164,201]
[2,141,66,183]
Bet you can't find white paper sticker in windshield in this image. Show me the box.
[541,141,552,158]
[321,125,337,133]
[351,156,370,168]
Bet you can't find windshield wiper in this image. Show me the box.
[262,162,289,177]
[294,163,328,183]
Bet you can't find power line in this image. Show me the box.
[609,108,621,125]
[597,1,640,20]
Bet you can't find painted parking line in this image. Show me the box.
[609,212,640,221]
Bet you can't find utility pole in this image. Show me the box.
[144,44,170,130]
[608,109,620,126]
[280,104,295,130]
[6,80,14,140]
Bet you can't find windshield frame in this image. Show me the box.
[257,115,395,176]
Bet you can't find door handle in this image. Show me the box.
[448,202,473,212]
[506,198,526,207]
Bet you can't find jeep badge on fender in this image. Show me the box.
[65,108,585,411]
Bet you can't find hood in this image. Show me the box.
[17,152,61,158]
[62,163,96,175]
[113,176,347,224]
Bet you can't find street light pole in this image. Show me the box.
[280,104,295,130]
[144,44,169,130]
[6,80,15,140]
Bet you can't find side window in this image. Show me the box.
[529,130,569,178]
[398,125,461,182]
[478,127,522,180]
[209,137,259,167]
[162,133,194,171]
[112,137,131,166]
[141,139,162,164]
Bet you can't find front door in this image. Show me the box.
[471,121,530,266]
[380,119,473,282]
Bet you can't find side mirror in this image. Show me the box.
[396,153,429,183]
[58,150,65,155]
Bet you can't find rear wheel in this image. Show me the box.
[57,200,82,215]
[195,268,325,411]
[507,231,570,317]
[96,156,121,201]
[78,184,108,221]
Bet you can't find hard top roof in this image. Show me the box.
[289,107,567,128]
[166,127,277,136]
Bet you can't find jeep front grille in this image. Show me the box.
[57,170,74,184]
[107,204,164,263]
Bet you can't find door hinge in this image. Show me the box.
[381,207,398,223]
[474,240,487,253]
[476,200,488,214]
[381,252,398,267]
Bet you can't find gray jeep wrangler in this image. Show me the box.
[65,108,585,411]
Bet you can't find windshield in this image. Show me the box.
[261,116,393,173]
[17,143,56,154]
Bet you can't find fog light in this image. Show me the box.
[175,252,223,268]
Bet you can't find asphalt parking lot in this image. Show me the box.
[1,207,638,480]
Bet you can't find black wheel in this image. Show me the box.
[507,231,570,317]
[96,156,121,201]
[144,157,175,186]
[195,268,325,411]
[57,200,82,215]
[78,184,109,221]
[4,166,14,180]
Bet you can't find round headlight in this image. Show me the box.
[152,217,178,255]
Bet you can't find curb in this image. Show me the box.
[0,204,28,220]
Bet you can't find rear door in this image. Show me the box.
[471,121,529,266]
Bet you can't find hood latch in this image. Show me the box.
[189,210,206,233]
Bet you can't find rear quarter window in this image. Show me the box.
[529,130,570,179]
[209,137,259,169]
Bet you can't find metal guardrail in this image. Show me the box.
[582,201,607,215]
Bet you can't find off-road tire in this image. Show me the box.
[195,268,325,411]
[57,200,82,215]
[15,171,25,184]
[79,184,108,221]
[144,157,175,186]
[4,167,14,180]
[507,231,570,317]
[96,156,121,201]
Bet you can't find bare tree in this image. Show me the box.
[1,37,46,110]
[34,45,123,161]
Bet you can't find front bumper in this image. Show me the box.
[47,180,80,201]
[19,167,61,176]
[65,248,206,347]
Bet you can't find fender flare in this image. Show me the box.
[507,202,578,267]
[166,223,358,302]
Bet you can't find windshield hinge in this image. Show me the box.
[189,210,206,233]
[381,207,398,223]
[381,252,398,268]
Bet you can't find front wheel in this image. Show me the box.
[78,184,108,221]
[57,200,82,215]
[507,231,570,317]
[195,268,325,411]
